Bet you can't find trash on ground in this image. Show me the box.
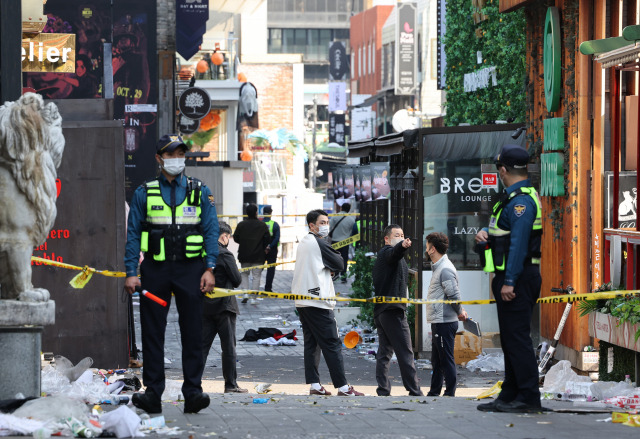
[604,395,640,410]
[466,352,504,372]
[590,381,637,401]
[415,359,432,370]
[255,383,272,394]
[100,406,143,438]
[161,380,184,401]
[612,411,640,427]
[140,415,166,429]
[0,413,45,436]
[476,381,502,399]
[257,337,296,346]
[542,360,591,395]
[253,398,270,404]
[53,356,94,383]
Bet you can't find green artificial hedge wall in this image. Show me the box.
[443,0,527,126]
[597,341,637,382]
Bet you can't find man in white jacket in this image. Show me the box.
[293,209,364,397]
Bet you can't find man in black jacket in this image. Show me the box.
[372,224,423,396]
[233,203,270,303]
[202,221,247,393]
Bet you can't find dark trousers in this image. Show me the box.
[140,258,205,399]
[297,307,347,388]
[375,309,423,396]
[202,311,238,390]
[429,321,458,396]
[264,247,278,291]
[331,242,349,278]
[493,265,542,406]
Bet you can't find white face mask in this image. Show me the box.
[317,225,330,237]
[390,237,403,247]
[162,157,185,176]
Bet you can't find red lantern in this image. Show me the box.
[240,150,253,161]
[196,60,209,73]
[211,52,224,66]
[237,72,247,82]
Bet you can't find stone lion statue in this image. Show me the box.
[0,93,65,302]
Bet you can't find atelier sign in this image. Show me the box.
[22,33,76,73]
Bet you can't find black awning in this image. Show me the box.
[403,129,420,149]
[347,139,374,158]
[375,132,403,156]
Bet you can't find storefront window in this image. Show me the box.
[423,159,500,270]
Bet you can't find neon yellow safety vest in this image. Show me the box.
[264,219,279,247]
[483,186,542,272]
[140,179,204,261]
[353,220,361,247]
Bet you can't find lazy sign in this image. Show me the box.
[482,173,498,189]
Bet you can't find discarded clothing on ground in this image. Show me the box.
[257,336,297,346]
[240,327,297,342]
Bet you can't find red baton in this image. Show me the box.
[135,286,167,307]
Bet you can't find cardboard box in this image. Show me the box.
[577,351,599,372]
[454,331,483,365]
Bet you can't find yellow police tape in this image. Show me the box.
[237,234,360,272]
[205,288,640,305]
[218,213,358,218]
[31,254,640,305]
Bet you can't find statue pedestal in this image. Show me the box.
[0,300,55,399]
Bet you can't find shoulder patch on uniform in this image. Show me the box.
[514,204,526,217]
[208,194,215,206]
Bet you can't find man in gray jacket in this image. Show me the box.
[425,232,467,397]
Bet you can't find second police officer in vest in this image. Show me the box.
[474,144,544,414]
[125,134,219,414]
[262,205,280,292]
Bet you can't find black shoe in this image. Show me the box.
[477,399,500,412]
[184,392,210,414]
[132,391,162,414]
[426,392,440,397]
[495,400,545,413]
[241,298,249,304]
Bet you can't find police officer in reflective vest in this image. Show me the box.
[262,205,280,292]
[474,144,544,414]
[125,134,219,414]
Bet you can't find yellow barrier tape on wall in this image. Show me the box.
[205,287,640,305]
[32,254,640,305]
[238,235,360,272]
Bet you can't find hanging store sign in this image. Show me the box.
[329,41,349,81]
[21,33,76,72]
[395,2,418,95]
[328,82,347,112]
[178,87,211,120]
[329,113,346,146]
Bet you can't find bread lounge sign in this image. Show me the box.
[22,32,76,72]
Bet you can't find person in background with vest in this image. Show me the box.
[424,232,467,397]
[125,134,218,414]
[329,202,356,283]
[474,144,544,414]
[262,205,280,292]
[202,221,247,393]
[233,203,270,303]
[372,225,424,397]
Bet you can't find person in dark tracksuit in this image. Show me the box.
[424,232,467,397]
[372,225,423,396]
[475,144,544,413]
[202,221,247,393]
[262,205,280,292]
[125,134,218,414]
[293,209,363,397]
